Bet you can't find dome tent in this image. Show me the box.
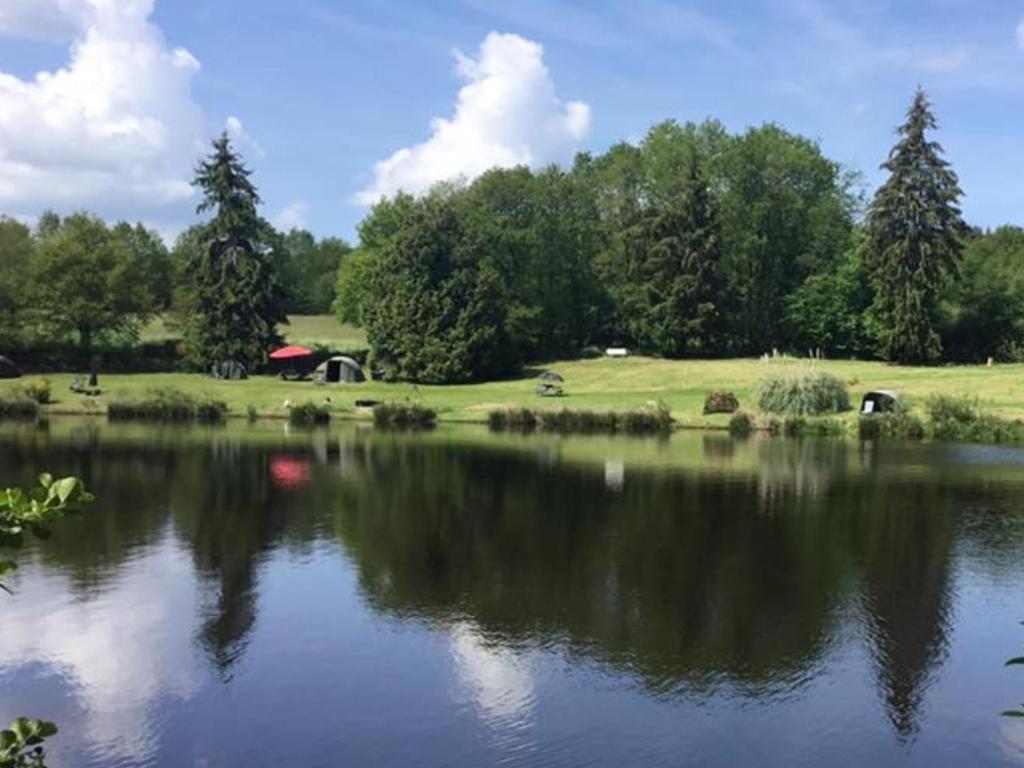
[314,356,365,384]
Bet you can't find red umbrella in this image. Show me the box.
[269,345,313,360]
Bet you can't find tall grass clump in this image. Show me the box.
[289,401,331,426]
[107,387,226,423]
[373,402,436,429]
[757,371,850,416]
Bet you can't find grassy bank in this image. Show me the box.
[14,356,1024,428]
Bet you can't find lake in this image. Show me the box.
[3,420,1024,767]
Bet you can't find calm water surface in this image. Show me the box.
[3,421,1024,767]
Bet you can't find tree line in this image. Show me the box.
[2,88,1023,380]
[0,142,348,365]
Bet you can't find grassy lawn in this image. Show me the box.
[139,314,367,349]
[21,356,1024,426]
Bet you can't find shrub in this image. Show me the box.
[926,394,978,426]
[728,411,753,437]
[289,401,331,426]
[859,412,926,441]
[703,391,739,415]
[0,397,38,420]
[757,371,850,416]
[373,402,436,429]
[246,404,259,422]
[487,403,672,435]
[107,387,226,423]
[488,407,537,432]
[17,377,51,404]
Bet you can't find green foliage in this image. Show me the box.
[0,717,58,768]
[281,229,350,314]
[783,246,876,357]
[488,402,672,435]
[107,387,226,423]
[1,473,93,593]
[703,390,739,414]
[361,190,520,383]
[13,378,50,405]
[372,402,437,429]
[865,89,965,364]
[717,124,858,353]
[616,151,726,356]
[111,222,174,311]
[288,401,332,426]
[32,212,152,352]
[941,226,1024,362]
[0,217,35,347]
[757,371,850,416]
[858,411,926,441]
[926,395,1024,443]
[728,411,754,437]
[182,134,287,369]
[0,398,38,420]
[1,475,91,766]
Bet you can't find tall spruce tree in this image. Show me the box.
[624,154,725,357]
[185,134,286,369]
[865,88,964,363]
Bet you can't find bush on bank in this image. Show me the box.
[107,387,227,423]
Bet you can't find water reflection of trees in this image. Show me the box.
[0,428,1007,737]
[330,438,959,734]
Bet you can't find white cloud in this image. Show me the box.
[225,114,265,160]
[0,0,204,219]
[356,32,590,205]
[273,200,309,231]
[1016,17,1024,50]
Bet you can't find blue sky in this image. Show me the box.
[1,0,1022,242]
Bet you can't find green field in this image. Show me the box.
[139,314,367,349]
[16,356,1024,427]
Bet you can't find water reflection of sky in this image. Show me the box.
[3,427,1024,766]
[0,529,204,766]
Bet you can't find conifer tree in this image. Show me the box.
[185,134,286,369]
[625,154,725,357]
[865,88,964,363]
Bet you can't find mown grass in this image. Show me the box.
[22,356,1024,430]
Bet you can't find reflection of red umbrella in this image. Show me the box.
[269,345,313,360]
[270,455,311,489]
